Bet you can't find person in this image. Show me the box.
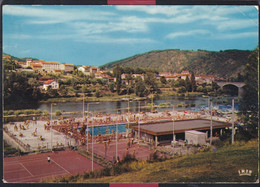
[47,156,51,164]
[112,156,116,165]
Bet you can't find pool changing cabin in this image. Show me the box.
[185,130,207,146]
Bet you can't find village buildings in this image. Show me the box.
[10,57,74,73]
[158,70,216,84]
[4,54,217,88]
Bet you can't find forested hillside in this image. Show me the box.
[101,49,251,78]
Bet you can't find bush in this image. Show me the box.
[43,110,49,116]
[55,110,62,116]
[14,110,22,116]
[177,86,186,93]
[122,154,137,163]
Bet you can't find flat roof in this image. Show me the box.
[185,130,206,135]
[130,119,230,136]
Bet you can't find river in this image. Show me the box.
[38,95,240,115]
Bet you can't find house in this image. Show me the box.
[26,59,33,67]
[197,75,216,84]
[60,64,74,72]
[43,80,59,90]
[78,66,100,75]
[15,61,27,68]
[31,64,43,71]
[3,54,11,59]
[89,67,100,74]
[95,73,114,83]
[78,66,90,74]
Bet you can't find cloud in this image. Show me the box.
[166,30,211,39]
[5,34,31,39]
[216,31,258,39]
[3,5,115,24]
[74,35,156,44]
[116,5,183,16]
[215,19,258,31]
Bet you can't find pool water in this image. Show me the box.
[79,124,127,136]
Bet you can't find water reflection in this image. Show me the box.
[38,96,239,115]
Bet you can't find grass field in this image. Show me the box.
[81,139,259,183]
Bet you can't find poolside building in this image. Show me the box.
[130,119,231,146]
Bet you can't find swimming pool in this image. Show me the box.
[81,123,127,136]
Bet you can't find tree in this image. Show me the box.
[177,86,186,93]
[125,74,133,85]
[185,76,192,92]
[114,65,122,94]
[108,82,116,93]
[59,85,68,96]
[134,77,148,97]
[174,78,185,87]
[144,72,158,94]
[239,48,258,139]
[160,76,167,84]
[4,71,42,109]
[190,72,196,92]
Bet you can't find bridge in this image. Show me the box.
[216,82,245,97]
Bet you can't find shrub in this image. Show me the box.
[177,86,186,93]
[14,110,22,116]
[83,172,89,179]
[55,110,62,116]
[43,110,49,116]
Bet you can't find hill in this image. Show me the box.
[3,53,39,62]
[101,49,252,78]
[85,140,258,183]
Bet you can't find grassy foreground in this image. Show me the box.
[84,140,258,183]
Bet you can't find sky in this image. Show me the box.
[2,5,259,67]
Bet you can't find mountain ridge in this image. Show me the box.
[101,49,252,78]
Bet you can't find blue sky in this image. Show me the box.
[3,5,258,66]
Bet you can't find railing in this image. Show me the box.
[4,128,30,152]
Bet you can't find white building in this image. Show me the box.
[43,80,59,90]
[185,130,207,146]
[59,64,74,72]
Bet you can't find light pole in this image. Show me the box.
[92,120,94,171]
[83,86,85,122]
[138,101,141,113]
[210,102,213,145]
[50,103,56,151]
[231,99,235,144]
[138,120,140,143]
[126,117,129,138]
[172,106,175,144]
[116,123,118,160]
[151,94,154,113]
[86,102,99,152]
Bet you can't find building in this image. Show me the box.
[43,80,59,90]
[185,130,207,145]
[15,61,27,68]
[78,66,100,75]
[31,64,43,71]
[41,62,60,72]
[59,64,74,72]
[95,73,114,83]
[3,54,11,60]
[130,119,231,146]
[197,75,216,84]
